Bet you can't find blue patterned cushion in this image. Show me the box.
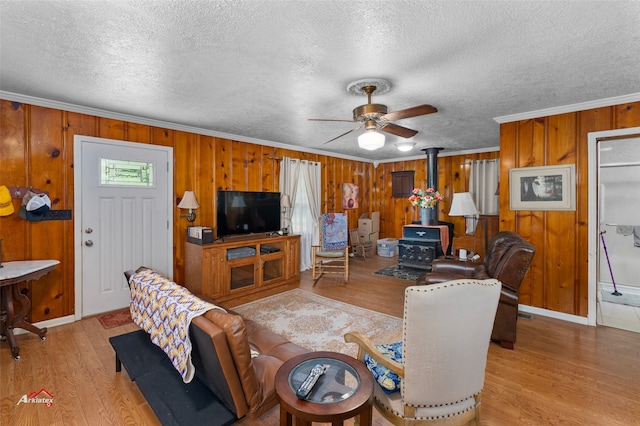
[364,341,403,394]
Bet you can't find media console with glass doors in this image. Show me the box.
[184,234,300,303]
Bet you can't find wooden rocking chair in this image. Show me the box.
[350,228,373,259]
[312,213,349,284]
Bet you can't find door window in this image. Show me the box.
[100,158,155,187]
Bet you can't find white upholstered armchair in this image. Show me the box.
[344,279,501,425]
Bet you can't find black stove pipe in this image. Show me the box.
[422,147,443,222]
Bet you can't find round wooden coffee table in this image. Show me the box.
[275,351,374,426]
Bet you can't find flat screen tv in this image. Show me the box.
[216,190,281,238]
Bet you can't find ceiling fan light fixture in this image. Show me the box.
[358,129,385,150]
[395,142,416,152]
[346,78,391,96]
[312,78,437,147]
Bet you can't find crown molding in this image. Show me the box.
[0,91,372,163]
[377,145,500,164]
[1,90,498,164]
[494,93,640,124]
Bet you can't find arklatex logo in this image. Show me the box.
[16,388,54,407]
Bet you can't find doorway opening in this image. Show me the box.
[588,128,640,333]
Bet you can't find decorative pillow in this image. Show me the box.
[363,341,403,394]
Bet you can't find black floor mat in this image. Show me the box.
[109,330,236,426]
[373,265,425,281]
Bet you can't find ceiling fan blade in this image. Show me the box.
[323,125,364,144]
[379,122,418,138]
[380,104,438,122]
[309,118,356,123]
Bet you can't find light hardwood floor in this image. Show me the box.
[2,255,639,425]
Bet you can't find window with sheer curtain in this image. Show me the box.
[469,159,500,215]
[279,157,321,271]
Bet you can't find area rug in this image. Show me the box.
[373,265,424,282]
[98,308,132,329]
[233,289,402,358]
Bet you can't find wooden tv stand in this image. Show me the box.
[184,234,300,303]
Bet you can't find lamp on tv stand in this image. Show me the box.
[448,192,486,259]
[280,194,291,235]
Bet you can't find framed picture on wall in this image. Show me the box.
[342,183,358,209]
[391,171,415,197]
[509,164,576,211]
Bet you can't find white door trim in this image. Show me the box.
[587,126,640,326]
[73,135,173,320]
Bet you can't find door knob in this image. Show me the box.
[85,228,93,234]
[85,240,93,247]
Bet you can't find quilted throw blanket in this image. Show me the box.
[321,213,348,250]
[128,268,224,383]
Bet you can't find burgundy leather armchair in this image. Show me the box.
[416,231,536,349]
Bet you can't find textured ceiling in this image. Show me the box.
[1,1,639,161]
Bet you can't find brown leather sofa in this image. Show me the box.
[190,308,308,420]
[416,231,536,349]
[125,268,308,420]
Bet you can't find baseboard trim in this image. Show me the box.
[12,315,76,335]
[599,282,640,298]
[518,305,590,326]
[14,306,594,335]
[599,282,640,308]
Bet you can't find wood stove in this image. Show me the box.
[397,147,451,271]
[398,226,442,271]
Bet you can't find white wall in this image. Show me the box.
[598,138,640,290]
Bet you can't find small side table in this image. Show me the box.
[275,351,374,426]
[0,260,59,359]
[440,255,478,265]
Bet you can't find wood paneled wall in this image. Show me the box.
[499,101,640,317]
[372,151,500,257]
[3,98,637,323]
[0,100,372,322]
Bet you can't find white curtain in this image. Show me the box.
[279,157,321,271]
[299,161,322,246]
[469,159,500,216]
[279,157,300,231]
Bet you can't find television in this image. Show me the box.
[216,190,281,239]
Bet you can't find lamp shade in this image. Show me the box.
[177,191,199,209]
[358,130,385,150]
[449,192,478,216]
[280,194,291,209]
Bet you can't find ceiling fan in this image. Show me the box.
[309,78,438,150]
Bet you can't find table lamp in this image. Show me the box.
[448,192,487,256]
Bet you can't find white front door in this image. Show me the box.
[74,136,173,317]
